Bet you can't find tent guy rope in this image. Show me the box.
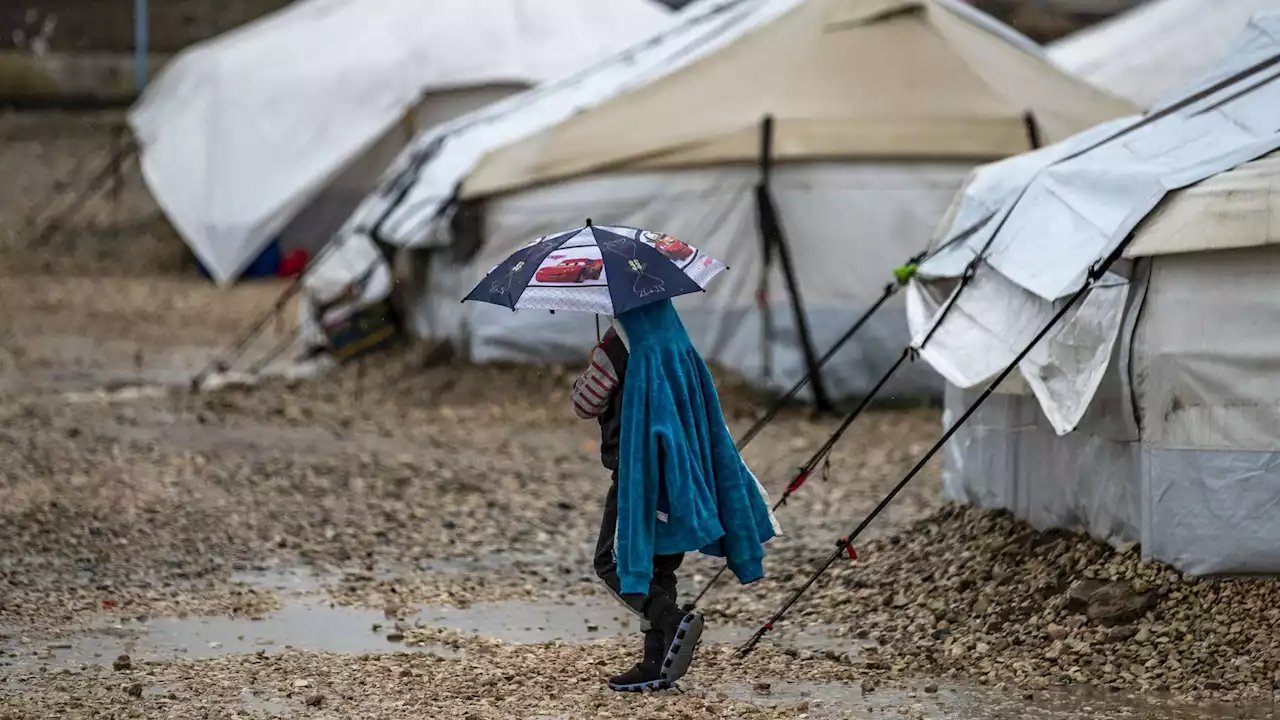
[734,233,1140,658]
[695,50,1280,622]
[685,217,997,611]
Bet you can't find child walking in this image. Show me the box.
[572,301,779,692]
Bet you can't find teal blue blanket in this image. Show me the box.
[614,300,777,596]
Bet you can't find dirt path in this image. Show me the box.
[0,274,1271,719]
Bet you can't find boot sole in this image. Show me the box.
[660,613,704,683]
[607,678,672,692]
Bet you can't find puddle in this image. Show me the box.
[0,566,841,676]
[1,568,1269,719]
[0,601,462,675]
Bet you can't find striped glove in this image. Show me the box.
[572,341,619,419]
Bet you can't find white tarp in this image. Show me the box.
[909,11,1280,434]
[128,0,672,285]
[1048,0,1280,108]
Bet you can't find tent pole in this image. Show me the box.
[1023,111,1042,150]
[134,0,148,91]
[757,118,776,385]
[735,236,1137,658]
[755,115,833,413]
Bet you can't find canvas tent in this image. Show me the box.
[907,10,1280,574]
[307,0,1132,400]
[1048,0,1280,109]
[127,0,673,285]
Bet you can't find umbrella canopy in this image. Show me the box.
[462,224,725,316]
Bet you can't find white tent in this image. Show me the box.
[127,0,673,285]
[908,11,1280,574]
[1048,0,1280,109]
[308,0,1132,400]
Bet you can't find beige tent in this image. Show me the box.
[318,0,1135,400]
[462,0,1134,199]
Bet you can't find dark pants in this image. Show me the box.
[594,472,684,628]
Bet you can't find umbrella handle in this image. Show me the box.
[595,313,601,343]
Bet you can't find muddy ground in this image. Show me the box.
[4,273,1277,719]
[3,111,1278,718]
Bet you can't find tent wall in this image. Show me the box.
[401,161,973,399]
[943,245,1280,574]
[278,84,526,257]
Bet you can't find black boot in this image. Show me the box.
[655,606,704,684]
[607,627,670,692]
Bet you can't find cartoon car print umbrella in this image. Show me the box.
[462,221,726,316]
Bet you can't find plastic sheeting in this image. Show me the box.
[906,264,1132,434]
[297,232,393,347]
[393,162,972,399]
[910,11,1280,435]
[128,0,673,285]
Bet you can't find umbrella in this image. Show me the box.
[462,221,726,316]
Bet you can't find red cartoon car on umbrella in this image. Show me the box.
[644,232,694,261]
[535,257,604,283]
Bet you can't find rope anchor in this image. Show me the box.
[838,537,857,560]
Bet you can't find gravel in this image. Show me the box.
[0,640,853,720]
[5,230,1280,715]
[706,504,1280,705]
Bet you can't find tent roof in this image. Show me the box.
[127,0,672,285]
[1126,151,1280,258]
[1048,0,1280,109]
[459,0,1135,199]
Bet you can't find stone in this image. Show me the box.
[1064,579,1159,627]
[1107,626,1139,643]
